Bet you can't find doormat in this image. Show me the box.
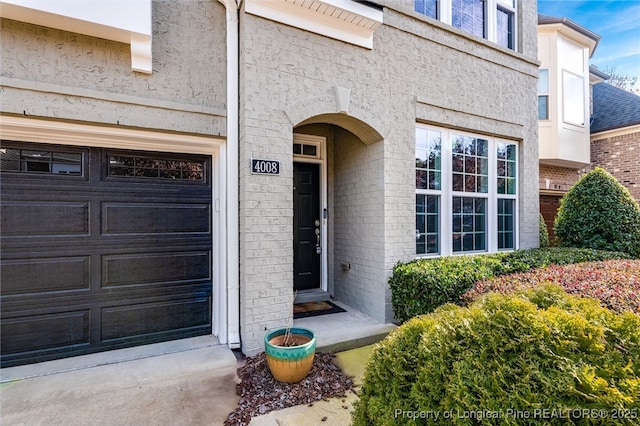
[293,301,346,319]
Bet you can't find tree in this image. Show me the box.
[554,167,640,257]
[603,66,640,95]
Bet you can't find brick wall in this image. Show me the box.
[239,3,540,353]
[591,131,640,201]
[539,164,587,193]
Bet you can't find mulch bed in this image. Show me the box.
[224,352,356,426]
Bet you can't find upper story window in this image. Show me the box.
[496,0,515,49]
[452,0,485,39]
[538,69,549,120]
[563,70,585,126]
[414,0,517,50]
[415,0,438,19]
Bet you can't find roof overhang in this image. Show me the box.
[538,16,600,58]
[245,0,383,49]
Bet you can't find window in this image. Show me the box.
[415,0,438,19]
[496,0,515,49]
[563,70,585,126]
[414,0,516,50]
[496,142,516,249]
[415,125,518,256]
[538,69,549,120]
[452,0,485,39]
[0,146,82,175]
[108,155,205,181]
[415,127,442,254]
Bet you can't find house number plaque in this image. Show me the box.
[251,159,280,175]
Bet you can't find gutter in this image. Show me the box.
[218,0,241,349]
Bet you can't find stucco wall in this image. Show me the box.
[0,0,227,136]
[239,3,540,354]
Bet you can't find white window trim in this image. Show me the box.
[416,124,519,258]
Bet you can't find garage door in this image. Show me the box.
[1,141,213,367]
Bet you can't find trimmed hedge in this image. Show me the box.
[389,248,629,323]
[555,167,640,257]
[354,286,640,426]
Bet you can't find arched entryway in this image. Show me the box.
[290,108,385,320]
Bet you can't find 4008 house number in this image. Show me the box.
[251,159,280,175]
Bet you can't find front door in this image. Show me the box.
[293,162,321,291]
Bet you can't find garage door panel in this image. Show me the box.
[102,251,210,287]
[1,143,213,367]
[1,310,90,354]
[101,203,210,235]
[0,256,90,295]
[1,202,89,237]
[101,297,210,342]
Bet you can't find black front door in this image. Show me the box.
[293,162,321,291]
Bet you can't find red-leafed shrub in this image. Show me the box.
[462,260,640,313]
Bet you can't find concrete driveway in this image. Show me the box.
[1,339,239,426]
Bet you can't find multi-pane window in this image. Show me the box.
[0,146,82,175]
[414,0,516,50]
[496,142,517,249]
[415,128,442,254]
[452,196,486,252]
[538,69,550,120]
[415,125,518,256]
[416,194,440,254]
[108,155,205,181]
[497,199,515,249]
[415,0,438,19]
[452,135,488,193]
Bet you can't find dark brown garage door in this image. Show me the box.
[1,141,213,367]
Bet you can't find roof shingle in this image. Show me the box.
[591,83,640,134]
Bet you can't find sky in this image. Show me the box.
[537,0,640,89]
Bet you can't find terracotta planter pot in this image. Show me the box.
[264,327,316,383]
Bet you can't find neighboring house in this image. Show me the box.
[537,14,640,240]
[590,83,640,202]
[536,14,601,240]
[0,0,540,366]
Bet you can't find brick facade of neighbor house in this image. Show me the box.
[590,82,640,204]
[591,131,640,202]
[539,164,587,193]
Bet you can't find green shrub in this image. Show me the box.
[555,167,640,258]
[539,213,550,248]
[354,286,640,426]
[389,248,629,323]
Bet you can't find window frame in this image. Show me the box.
[415,124,518,258]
